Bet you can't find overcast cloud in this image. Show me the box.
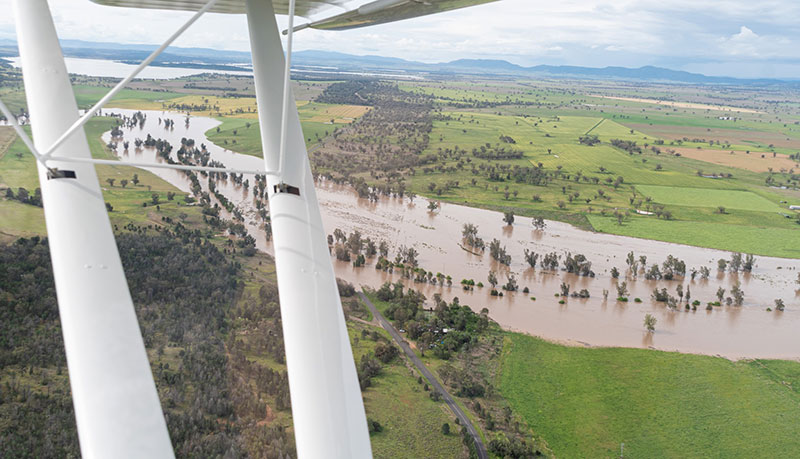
[1,0,799,78]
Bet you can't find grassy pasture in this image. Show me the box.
[405,106,798,256]
[589,214,800,258]
[72,84,184,109]
[0,118,206,237]
[349,321,467,458]
[205,103,359,158]
[636,184,784,212]
[500,333,800,459]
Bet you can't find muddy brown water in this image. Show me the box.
[103,109,800,360]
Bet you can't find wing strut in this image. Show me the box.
[13,0,174,457]
[245,0,372,457]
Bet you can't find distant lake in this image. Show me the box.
[5,56,425,80]
[7,56,252,79]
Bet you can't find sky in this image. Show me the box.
[1,0,800,79]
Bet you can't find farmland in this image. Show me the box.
[635,185,783,212]
[500,333,800,458]
[49,72,798,258]
[306,78,800,258]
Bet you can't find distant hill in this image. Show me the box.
[0,38,794,85]
[292,51,790,85]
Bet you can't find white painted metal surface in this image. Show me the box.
[13,1,174,458]
[245,0,372,457]
[90,0,347,15]
[302,0,499,31]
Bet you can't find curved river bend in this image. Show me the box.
[102,109,800,360]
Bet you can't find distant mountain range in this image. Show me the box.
[291,50,793,85]
[0,38,794,85]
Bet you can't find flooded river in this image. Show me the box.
[102,109,800,360]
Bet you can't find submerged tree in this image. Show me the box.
[644,313,657,332]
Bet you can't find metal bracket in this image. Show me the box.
[47,168,77,180]
[274,182,300,196]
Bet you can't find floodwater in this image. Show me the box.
[6,57,251,80]
[5,56,423,81]
[102,109,800,360]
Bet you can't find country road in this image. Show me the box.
[358,292,489,459]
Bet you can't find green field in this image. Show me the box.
[396,106,799,258]
[349,322,466,458]
[205,103,352,158]
[637,185,784,212]
[0,118,209,237]
[589,214,800,258]
[500,333,800,458]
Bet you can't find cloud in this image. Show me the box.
[716,25,795,59]
[1,0,800,77]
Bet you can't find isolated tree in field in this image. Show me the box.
[442,423,450,435]
[503,211,515,225]
[151,193,160,205]
[120,179,128,188]
[716,206,726,214]
[644,313,657,333]
[132,174,139,186]
[106,178,115,187]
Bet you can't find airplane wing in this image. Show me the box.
[306,0,500,31]
[89,0,349,15]
[90,0,499,27]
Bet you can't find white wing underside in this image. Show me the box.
[90,0,349,15]
[90,0,500,29]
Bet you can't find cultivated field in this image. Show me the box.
[672,147,800,172]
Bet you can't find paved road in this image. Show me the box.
[358,292,488,459]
